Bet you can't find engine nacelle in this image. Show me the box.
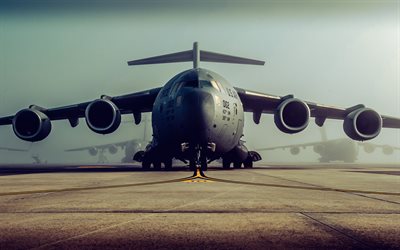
[290,147,300,155]
[85,99,121,134]
[12,109,52,142]
[382,145,394,155]
[343,108,382,141]
[363,144,375,153]
[108,145,118,154]
[88,147,98,156]
[274,98,310,134]
[313,144,324,154]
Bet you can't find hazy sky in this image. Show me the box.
[0,1,399,163]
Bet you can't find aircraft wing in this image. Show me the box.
[0,146,27,152]
[65,140,135,152]
[235,87,400,128]
[359,142,400,151]
[0,87,162,126]
[256,141,323,151]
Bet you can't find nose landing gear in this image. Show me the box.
[189,145,208,172]
[182,143,215,172]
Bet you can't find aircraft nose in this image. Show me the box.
[182,89,215,140]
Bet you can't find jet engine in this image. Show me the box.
[363,144,375,153]
[343,108,382,141]
[382,145,394,155]
[274,98,310,134]
[290,147,300,155]
[85,99,121,134]
[12,109,52,142]
[108,145,118,154]
[313,144,324,154]
[88,147,98,156]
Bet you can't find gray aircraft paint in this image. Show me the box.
[0,1,398,163]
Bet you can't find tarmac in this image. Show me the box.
[0,163,399,249]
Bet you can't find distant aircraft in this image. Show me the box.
[65,139,144,163]
[65,117,150,163]
[31,154,47,164]
[0,146,46,164]
[0,42,399,171]
[258,127,400,163]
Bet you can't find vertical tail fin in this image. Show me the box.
[127,42,265,68]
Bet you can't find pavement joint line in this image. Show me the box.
[31,173,250,250]
[205,176,400,196]
[299,212,374,249]
[264,171,400,204]
[246,171,400,199]
[345,192,400,206]
[0,177,192,197]
[1,211,400,214]
[1,171,400,197]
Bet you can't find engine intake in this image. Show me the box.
[85,99,121,134]
[274,98,310,134]
[12,109,52,142]
[343,108,382,141]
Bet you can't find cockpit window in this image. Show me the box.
[200,80,212,88]
[170,81,183,95]
[198,80,221,92]
[182,80,198,88]
[210,80,221,92]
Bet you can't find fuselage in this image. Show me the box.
[315,139,358,163]
[151,68,244,160]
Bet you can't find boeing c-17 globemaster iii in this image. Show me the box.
[1,42,399,171]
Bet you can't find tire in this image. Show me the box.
[142,160,151,170]
[233,161,242,169]
[189,161,196,171]
[200,159,208,171]
[153,161,161,170]
[164,159,172,171]
[243,160,253,168]
[222,159,231,169]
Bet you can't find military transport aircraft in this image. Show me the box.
[66,139,145,163]
[1,42,399,170]
[259,137,400,163]
[65,117,150,163]
[258,126,400,163]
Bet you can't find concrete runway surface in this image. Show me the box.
[0,163,399,249]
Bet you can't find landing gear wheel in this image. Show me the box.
[142,160,151,170]
[243,160,253,168]
[222,159,231,169]
[233,161,242,169]
[164,159,172,171]
[153,161,161,170]
[200,158,208,171]
[189,160,196,171]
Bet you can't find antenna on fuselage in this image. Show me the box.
[127,42,265,68]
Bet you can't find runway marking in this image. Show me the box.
[0,169,399,197]
[181,168,213,183]
[77,166,117,169]
[0,177,190,197]
[206,176,400,196]
[31,171,249,250]
[248,171,400,205]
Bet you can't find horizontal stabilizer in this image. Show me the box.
[200,50,264,65]
[127,42,265,68]
[128,50,192,66]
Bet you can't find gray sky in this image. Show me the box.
[0,0,399,163]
